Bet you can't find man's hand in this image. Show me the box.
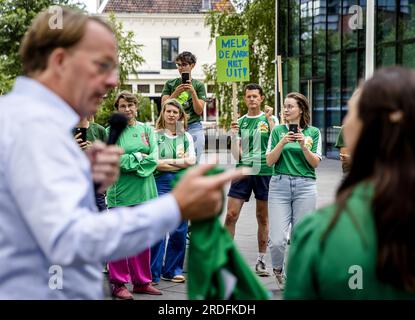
[230,121,239,136]
[172,164,244,221]
[172,83,194,97]
[181,83,196,95]
[85,141,124,193]
[264,105,273,119]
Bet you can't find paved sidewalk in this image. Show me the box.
[104,157,343,300]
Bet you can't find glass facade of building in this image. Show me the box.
[278,0,415,157]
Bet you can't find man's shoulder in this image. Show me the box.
[237,114,247,122]
[165,78,181,87]
[0,93,56,125]
[90,122,105,131]
[192,78,205,87]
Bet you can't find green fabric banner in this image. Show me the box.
[172,167,270,300]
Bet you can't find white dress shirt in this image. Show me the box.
[0,77,181,299]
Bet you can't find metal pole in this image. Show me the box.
[275,0,279,116]
[150,99,155,125]
[365,0,375,79]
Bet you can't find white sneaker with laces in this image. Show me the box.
[273,268,286,290]
[255,260,270,277]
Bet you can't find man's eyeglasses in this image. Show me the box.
[92,60,119,75]
[118,103,136,110]
[176,63,189,68]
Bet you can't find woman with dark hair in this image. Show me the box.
[285,66,415,299]
[266,92,322,290]
[106,91,162,299]
[150,98,196,284]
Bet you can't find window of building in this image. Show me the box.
[162,38,179,69]
[202,0,212,10]
[155,85,165,93]
[137,84,150,93]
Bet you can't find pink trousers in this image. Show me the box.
[108,248,152,285]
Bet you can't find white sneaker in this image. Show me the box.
[273,268,286,290]
[255,260,270,277]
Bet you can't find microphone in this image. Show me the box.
[94,113,128,203]
[107,113,128,145]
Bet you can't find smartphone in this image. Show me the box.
[288,124,298,133]
[72,127,87,143]
[181,72,190,84]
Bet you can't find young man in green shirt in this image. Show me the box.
[225,83,278,277]
[161,51,206,163]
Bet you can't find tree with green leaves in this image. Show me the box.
[0,0,85,94]
[204,0,275,128]
[0,1,148,125]
[94,13,150,127]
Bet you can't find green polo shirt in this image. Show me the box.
[267,124,322,179]
[161,78,206,124]
[236,112,278,176]
[285,182,415,299]
[86,122,107,143]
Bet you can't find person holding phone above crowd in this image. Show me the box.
[285,67,415,299]
[106,91,161,299]
[266,92,322,290]
[161,51,206,162]
[150,98,196,284]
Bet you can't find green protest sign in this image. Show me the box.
[216,35,250,83]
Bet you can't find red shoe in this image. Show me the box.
[133,283,162,295]
[112,285,133,300]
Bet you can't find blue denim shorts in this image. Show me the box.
[227,175,271,202]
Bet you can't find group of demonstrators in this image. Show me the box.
[74,59,202,298]
[226,85,322,291]
[1,6,415,300]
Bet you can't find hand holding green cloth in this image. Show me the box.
[172,167,270,300]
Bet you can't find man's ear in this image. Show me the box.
[47,48,69,76]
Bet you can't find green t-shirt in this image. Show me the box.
[161,78,207,124]
[266,124,322,179]
[285,182,415,299]
[106,122,158,207]
[154,131,196,178]
[86,122,107,143]
[236,112,278,176]
[334,127,345,148]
